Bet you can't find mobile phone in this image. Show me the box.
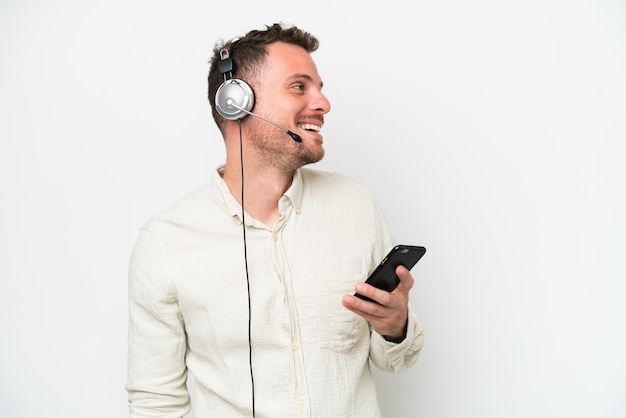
[354,245,426,302]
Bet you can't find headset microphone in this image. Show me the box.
[225,100,303,143]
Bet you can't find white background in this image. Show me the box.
[1,1,625,417]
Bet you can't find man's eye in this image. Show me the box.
[292,84,304,90]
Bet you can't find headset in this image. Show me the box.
[214,39,302,142]
[214,39,255,120]
[213,37,258,418]
[212,36,307,418]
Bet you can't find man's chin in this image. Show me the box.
[301,149,325,166]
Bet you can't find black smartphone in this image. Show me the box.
[355,245,426,302]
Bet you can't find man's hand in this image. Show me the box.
[341,265,414,342]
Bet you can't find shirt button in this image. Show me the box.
[292,343,298,351]
[297,396,306,405]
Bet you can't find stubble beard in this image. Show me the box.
[247,123,325,172]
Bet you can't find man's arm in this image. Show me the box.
[342,265,425,372]
[126,228,191,417]
[342,265,414,340]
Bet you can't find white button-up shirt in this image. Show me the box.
[127,168,425,417]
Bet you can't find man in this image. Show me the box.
[127,23,425,417]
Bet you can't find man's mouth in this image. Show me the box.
[298,123,321,132]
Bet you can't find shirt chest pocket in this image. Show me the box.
[317,273,370,354]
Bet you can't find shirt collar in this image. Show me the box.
[209,167,304,223]
[284,168,303,214]
[208,168,241,222]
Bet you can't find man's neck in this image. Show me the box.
[221,160,295,228]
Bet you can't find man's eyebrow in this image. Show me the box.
[286,73,324,89]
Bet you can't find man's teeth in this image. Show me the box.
[298,123,321,132]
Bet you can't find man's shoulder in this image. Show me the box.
[300,167,363,186]
[142,184,212,230]
[299,167,372,195]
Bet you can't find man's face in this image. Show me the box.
[247,41,331,169]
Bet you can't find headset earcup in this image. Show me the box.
[215,79,255,120]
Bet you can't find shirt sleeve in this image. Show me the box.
[368,305,425,373]
[365,195,426,373]
[126,226,191,418]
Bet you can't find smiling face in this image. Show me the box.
[245,41,331,172]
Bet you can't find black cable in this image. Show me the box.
[238,119,256,417]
